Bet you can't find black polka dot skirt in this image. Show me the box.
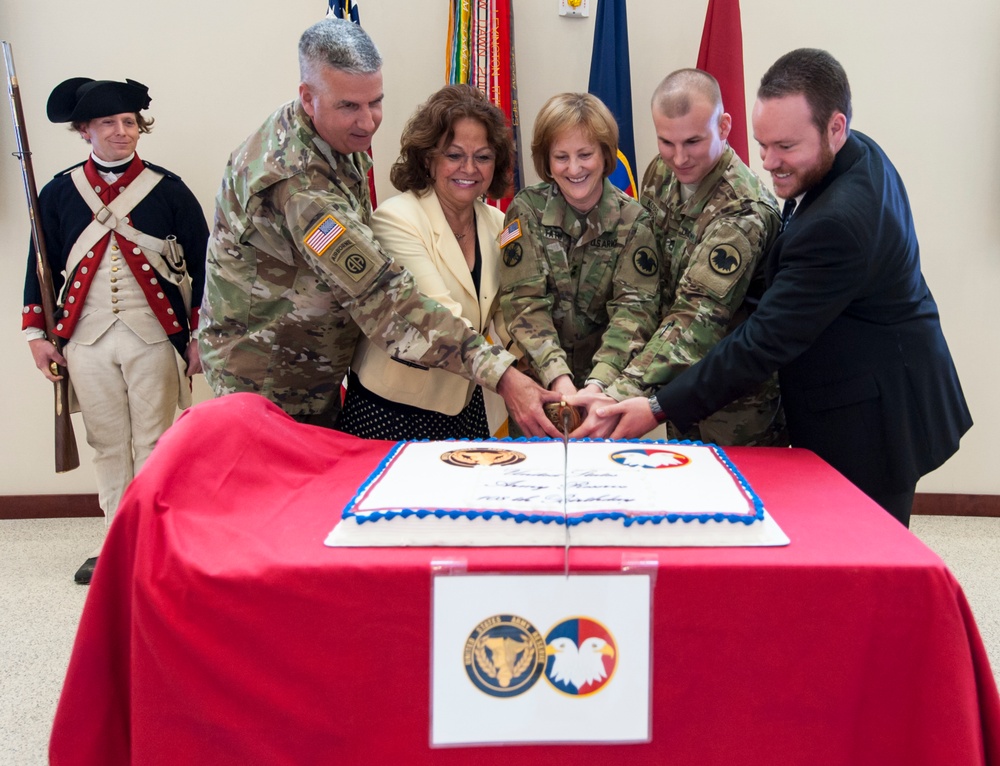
[336,369,490,441]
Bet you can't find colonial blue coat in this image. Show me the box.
[22,155,207,356]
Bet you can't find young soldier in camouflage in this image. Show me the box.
[198,18,559,436]
[498,93,660,407]
[573,70,786,446]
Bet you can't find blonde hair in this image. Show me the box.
[530,93,618,182]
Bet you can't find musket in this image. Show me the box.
[3,41,80,473]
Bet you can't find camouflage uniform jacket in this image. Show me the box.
[498,179,660,388]
[199,101,514,418]
[606,146,786,446]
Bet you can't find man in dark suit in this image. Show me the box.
[588,49,972,526]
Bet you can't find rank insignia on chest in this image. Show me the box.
[499,219,522,247]
[304,214,346,257]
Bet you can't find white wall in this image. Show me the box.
[0,0,995,496]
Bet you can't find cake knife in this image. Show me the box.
[561,402,571,578]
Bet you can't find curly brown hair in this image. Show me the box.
[390,84,513,199]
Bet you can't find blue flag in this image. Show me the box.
[587,0,637,197]
[328,0,360,23]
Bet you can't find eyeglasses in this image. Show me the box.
[439,151,496,167]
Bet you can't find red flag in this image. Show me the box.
[696,0,748,164]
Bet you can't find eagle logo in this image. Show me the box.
[544,617,618,696]
[609,448,691,469]
[709,244,742,275]
[632,246,659,277]
[464,615,546,697]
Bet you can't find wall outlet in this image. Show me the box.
[559,0,589,18]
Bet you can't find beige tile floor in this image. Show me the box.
[1,515,997,765]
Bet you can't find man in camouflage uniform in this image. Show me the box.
[199,18,558,436]
[576,69,786,446]
[499,179,661,392]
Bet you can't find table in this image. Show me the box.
[50,393,1000,765]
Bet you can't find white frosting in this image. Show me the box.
[326,440,790,548]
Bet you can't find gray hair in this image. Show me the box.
[298,18,382,83]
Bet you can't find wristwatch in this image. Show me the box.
[647,394,667,424]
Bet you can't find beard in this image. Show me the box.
[786,142,837,199]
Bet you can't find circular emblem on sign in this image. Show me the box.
[632,246,659,277]
[502,242,523,267]
[440,447,526,467]
[544,617,618,696]
[709,244,742,275]
[609,448,691,469]
[345,253,368,274]
[464,615,546,697]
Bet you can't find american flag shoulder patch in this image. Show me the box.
[498,219,522,248]
[304,214,346,257]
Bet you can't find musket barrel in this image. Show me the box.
[3,41,80,472]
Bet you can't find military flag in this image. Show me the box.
[328,0,360,23]
[696,0,749,163]
[327,0,378,207]
[587,0,637,197]
[445,0,523,211]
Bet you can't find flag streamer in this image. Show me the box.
[446,0,522,210]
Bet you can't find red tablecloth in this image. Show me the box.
[50,393,1000,765]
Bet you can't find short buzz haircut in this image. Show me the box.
[651,69,723,119]
[758,48,852,133]
[390,84,514,200]
[530,93,618,183]
[298,18,382,85]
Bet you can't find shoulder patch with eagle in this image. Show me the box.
[686,221,755,300]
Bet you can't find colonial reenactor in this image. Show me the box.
[498,93,661,409]
[574,69,785,446]
[198,18,559,437]
[22,77,208,583]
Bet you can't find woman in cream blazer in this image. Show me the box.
[338,85,514,440]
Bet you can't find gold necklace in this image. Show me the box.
[452,221,474,242]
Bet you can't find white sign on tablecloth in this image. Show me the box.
[431,574,652,746]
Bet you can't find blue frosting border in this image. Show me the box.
[342,437,765,527]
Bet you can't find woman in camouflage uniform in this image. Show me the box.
[498,93,661,410]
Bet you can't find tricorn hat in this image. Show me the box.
[46,77,151,123]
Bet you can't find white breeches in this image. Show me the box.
[65,321,180,550]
